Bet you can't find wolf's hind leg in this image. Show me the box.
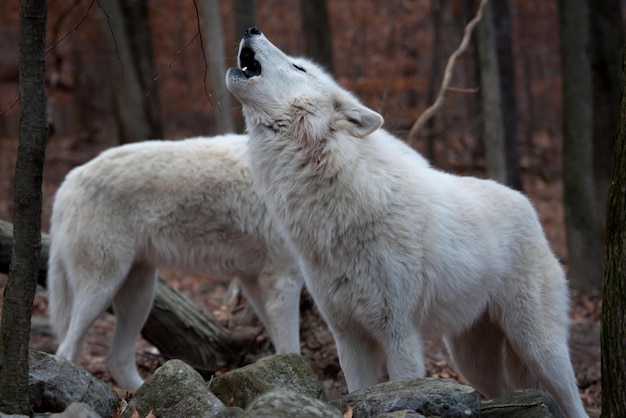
[501,338,537,390]
[108,262,157,391]
[501,309,587,417]
[54,260,128,363]
[444,310,509,399]
[55,287,116,362]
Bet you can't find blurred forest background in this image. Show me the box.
[0,1,623,415]
[1,0,621,294]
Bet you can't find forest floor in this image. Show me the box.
[0,134,602,417]
[12,274,603,417]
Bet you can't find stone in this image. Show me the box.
[49,402,102,418]
[28,350,119,418]
[243,388,342,418]
[213,406,245,417]
[332,378,480,418]
[209,353,325,409]
[480,389,563,418]
[121,359,226,418]
[376,410,426,418]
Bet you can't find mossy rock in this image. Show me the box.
[122,359,226,418]
[209,353,325,409]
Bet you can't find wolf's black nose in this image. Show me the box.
[245,27,262,38]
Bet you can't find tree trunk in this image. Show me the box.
[233,0,256,43]
[0,0,47,413]
[231,0,256,132]
[492,0,522,190]
[199,0,235,134]
[424,0,443,162]
[600,36,626,418]
[559,0,603,291]
[590,0,623,236]
[98,0,162,144]
[476,1,506,184]
[0,220,246,374]
[119,0,163,139]
[143,277,246,373]
[300,0,334,74]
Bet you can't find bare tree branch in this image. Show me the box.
[46,0,96,54]
[446,86,479,94]
[192,0,213,104]
[2,0,96,115]
[151,32,200,89]
[97,0,126,79]
[0,97,20,116]
[407,0,488,146]
[3,0,217,116]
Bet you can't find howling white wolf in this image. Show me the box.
[225,27,588,418]
[47,134,303,391]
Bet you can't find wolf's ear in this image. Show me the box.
[332,95,384,138]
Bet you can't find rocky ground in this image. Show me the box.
[12,270,601,417]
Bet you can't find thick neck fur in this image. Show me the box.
[244,108,390,259]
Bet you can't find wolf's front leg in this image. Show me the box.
[238,268,304,354]
[259,269,304,354]
[331,326,384,392]
[383,326,426,382]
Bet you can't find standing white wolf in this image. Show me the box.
[48,134,303,391]
[226,28,588,418]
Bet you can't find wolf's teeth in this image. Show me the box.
[242,66,248,72]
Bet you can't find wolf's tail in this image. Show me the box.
[47,239,73,342]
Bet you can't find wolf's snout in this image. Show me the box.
[245,27,262,38]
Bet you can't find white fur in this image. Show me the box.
[226,29,588,418]
[47,134,303,391]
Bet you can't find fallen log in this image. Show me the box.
[0,219,246,373]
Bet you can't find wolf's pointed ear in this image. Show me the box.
[332,95,384,138]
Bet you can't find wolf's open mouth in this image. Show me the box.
[240,47,261,78]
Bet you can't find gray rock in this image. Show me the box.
[480,389,563,418]
[331,378,480,418]
[209,353,325,409]
[213,407,245,417]
[243,389,342,418]
[122,359,226,418]
[376,410,426,418]
[28,350,118,418]
[50,402,102,418]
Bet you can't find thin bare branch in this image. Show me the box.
[447,86,480,94]
[148,32,200,97]
[2,0,95,115]
[146,0,215,102]
[96,0,126,80]
[46,0,95,54]
[407,0,488,146]
[0,97,20,116]
[192,0,213,105]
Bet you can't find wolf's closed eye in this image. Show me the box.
[292,64,307,73]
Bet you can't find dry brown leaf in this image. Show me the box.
[343,405,353,418]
